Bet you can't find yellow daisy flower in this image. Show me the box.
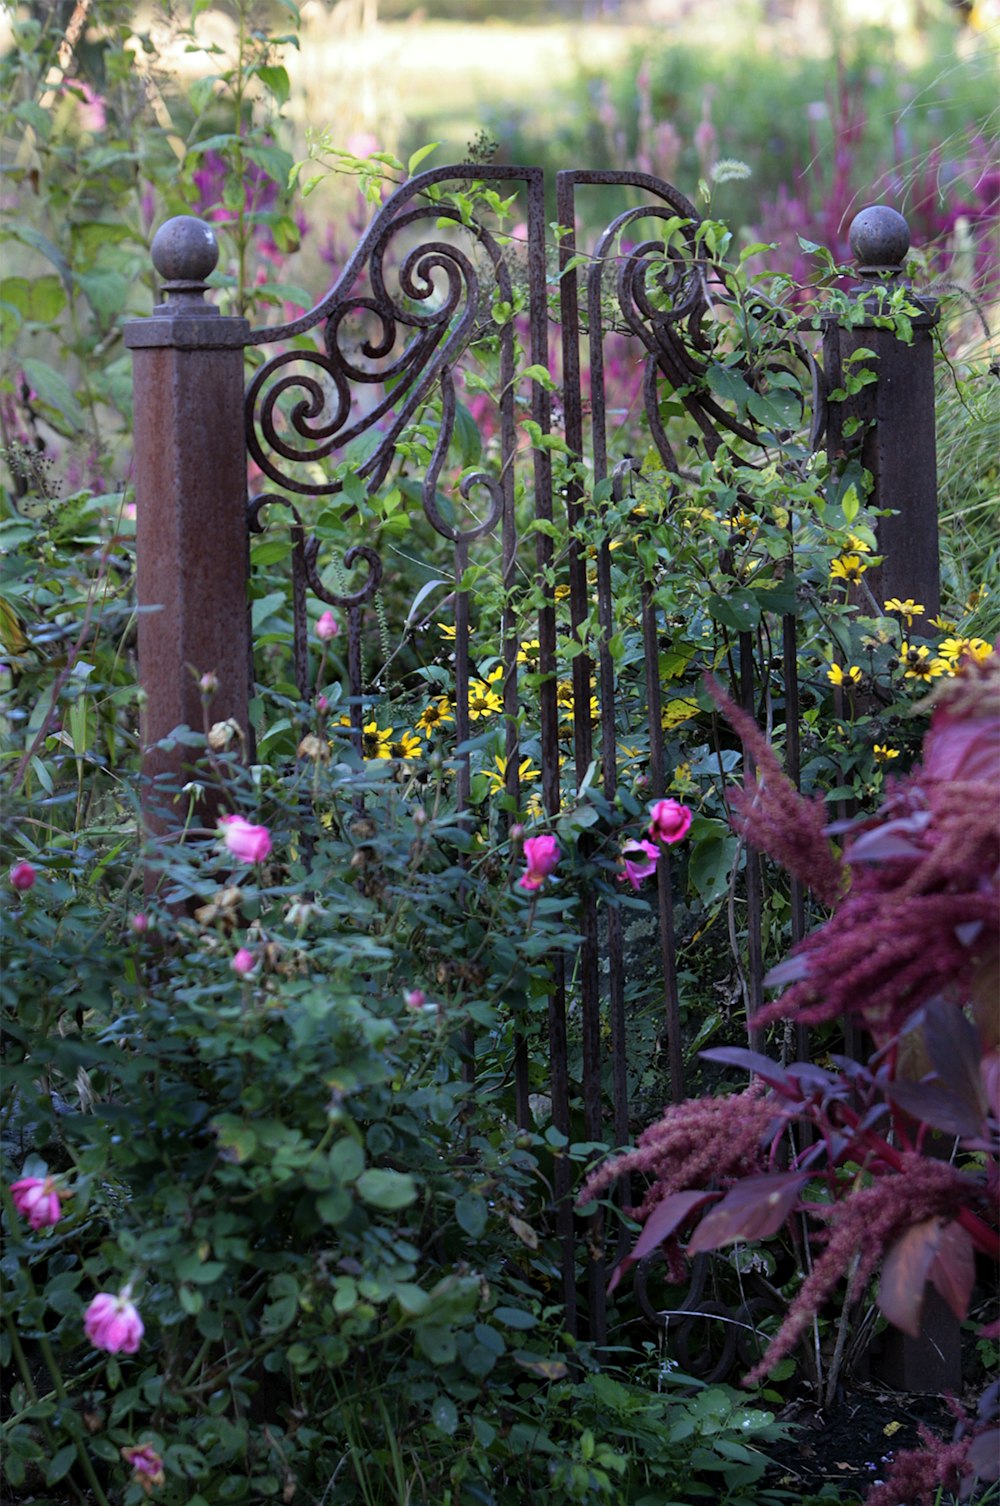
[899,642,949,682]
[484,754,541,795]
[884,597,925,627]
[827,663,862,688]
[938,636,992,666]
[362,721,393,758]
[553,584,571,603]
[417,698,454,737]
[516,640,540,672]
[830,554,868,585]
[845,533,872,554]
[389,731,422,759]
[468,679,503,720]
[873,745,900,763]
[438,623,457,640]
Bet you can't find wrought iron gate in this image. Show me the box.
[126,165,940,1356]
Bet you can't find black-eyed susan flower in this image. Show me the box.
[873,744,900,763]
[417,698,454,737]
[830,553,868,585]
[516,640,540,671]
[389,731,422,760]
[938,636,992,667]
[468,673,503,720]
[884,597,925,627]
[827,663,862,688]
[899,642,949,682]
[362,721,394,758]
[484,754,540,795]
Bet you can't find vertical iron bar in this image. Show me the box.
[536,172,576,1335]
[738,630,765,1052]
[558,172,606,1347]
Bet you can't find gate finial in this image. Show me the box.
[848,204,910,280]
[150,215,220,313]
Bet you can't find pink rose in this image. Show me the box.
[404,988,426,1010]
[648,798,693,846]
[518,834,561,892]
[121,1443,165,1493]
[316,610,340,641]
[84,1289,144,1355]
[9,861,36,892]
[619,838,660,891]
[130,913,149,934]
[10,1175,66,1230]
[218,815,272,864]
[231,947,256,976]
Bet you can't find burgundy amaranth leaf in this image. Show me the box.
[929,1219,975,1322]
[700,1046,795,1093]
[687,1171,809,1254]
[608,1190,719,1294]
[878,1217,945,1336]
[924,997,989,1121]
[887,1078,988,1140]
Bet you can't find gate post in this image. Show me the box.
[124,218,250,840]
[823,205,940,622]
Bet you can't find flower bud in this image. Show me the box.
[316,610,340,641]
[199,671,219,698]
[129,912,149,934]
[9,860,36,892]
[231,947,256,976]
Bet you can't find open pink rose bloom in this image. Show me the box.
[619,838,661,891]
[218,814,272,864]
[84,1289,144,1355]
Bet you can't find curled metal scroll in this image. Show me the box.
[248,492,382,699]
[586,200,824,464]
[634,1251,787,1386]
[245,166,522,508]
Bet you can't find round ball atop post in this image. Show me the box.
[848,205,910,277]
[150,216,219,308]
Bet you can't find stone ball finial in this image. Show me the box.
[848,205,910,274]
[150,217,218,306]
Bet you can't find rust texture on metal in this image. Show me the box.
[825,205,941,622]
[124,218,250,842]
[131,178,940,1374]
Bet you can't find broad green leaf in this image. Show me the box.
[356,1168,418,1210]
[21,358,84,431]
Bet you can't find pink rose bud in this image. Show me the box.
[404,988,426,1010]
[130,913,149,934]
[648,798,693,846]
[121,1442,165,1493]
[218,815,272,864]
[10,1175,66,1230]
[518,833,560,892]
[9,861,36,892]
[509,824,525,846]
[619,838,660,891]
[231,947,256,976]
[199,671,218,697]
[316,610,340,641]
[84,1289,144,1355]
[316,694,329,713]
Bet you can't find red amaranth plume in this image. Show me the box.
[742,1156,975,1388]
[705,675,844,906]
[862,1426,970,1506]
[715,652,1000,1045]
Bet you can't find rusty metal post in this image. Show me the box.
[824,205,941,622]
[124,218,250,839]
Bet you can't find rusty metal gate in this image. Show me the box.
[125,165,940,1356]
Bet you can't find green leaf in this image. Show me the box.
[455,1192,488,1238]
[415,1325,456,1365]
[407,142,441,175]
[706,363,752,419]
[316,1187,352,1224]
[453,400,482,469]
[430,1394,458,1435]
[707,589,761,632]
[329,1137,365,1183]
[45,1444,77,1486]
[255,65,290,107]
[21,358,84,432]
[356,1168,418,1210]
[243,142,294,189]
[0,275,66,323]
[492,1305,537,1330]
